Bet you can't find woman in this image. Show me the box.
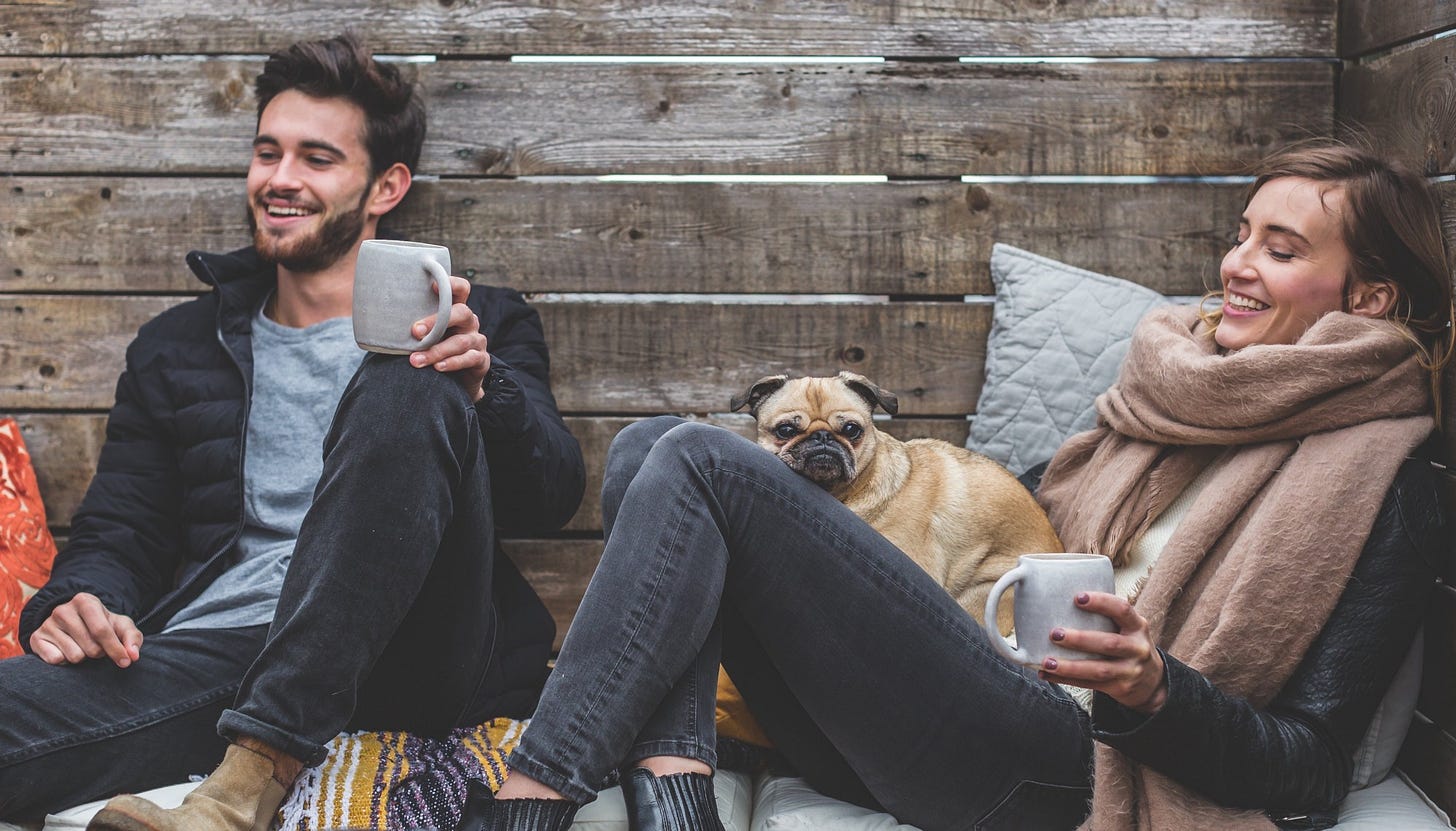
[470,143,1453,831]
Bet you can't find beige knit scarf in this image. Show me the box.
[1037,305,1433,831]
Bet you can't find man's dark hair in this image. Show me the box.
[254,34,426,178]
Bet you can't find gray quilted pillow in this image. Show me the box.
[967,244,1171,474]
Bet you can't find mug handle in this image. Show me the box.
[415,259,454,349]
[984,565,1028,664]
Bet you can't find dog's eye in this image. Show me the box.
[840,422,863,440]
[773,423,798,440]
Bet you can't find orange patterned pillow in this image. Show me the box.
[0,418,58,659]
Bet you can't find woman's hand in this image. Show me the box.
[1037,591,1168,715]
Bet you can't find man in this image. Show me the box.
[0,35,583,830]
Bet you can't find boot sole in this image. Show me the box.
[87,805,161,831]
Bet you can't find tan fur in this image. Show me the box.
[739,372,1063,634]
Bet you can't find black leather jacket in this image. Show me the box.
[1086,448,1446,829]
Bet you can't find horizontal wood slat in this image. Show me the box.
[1339,0,1456,58]
[1,177,1242,296]
[1,58,1333,176]
[501,539,602,650]
[0,295,991,413]
[1339,35,1456,176]
[1399,716,1456,820]
[17,412,970,534]
[0,1,1334,58]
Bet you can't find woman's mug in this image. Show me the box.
[984,553,1117,667]
[353,239,453,354]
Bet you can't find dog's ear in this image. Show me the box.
[731,374,790,415]
[838,371,899,415]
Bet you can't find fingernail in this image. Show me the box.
[1075,593,1090,605]
[1050,628,1066,641]
[410,354,426,367]
[1044,658,1058,671]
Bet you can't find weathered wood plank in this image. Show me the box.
[2,58,1332,176]
[1419,584,1456,734]
[0,295,990,413]
[544,300,988,415]
[0,1,1335,59]
[0,295,183,410]
[1340,35,1456,176]
[17,412,970,534]
[1339,0,1456,58]
[1,177,1242,296]
[1399,716,1456,820]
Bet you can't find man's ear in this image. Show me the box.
[1349,280,1395,319]
[365,162,412,218]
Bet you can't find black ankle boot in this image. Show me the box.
[457,779,579,831]
[620,768,725,831]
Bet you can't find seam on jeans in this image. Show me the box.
[0,681,240,766]
[557,459,696,770]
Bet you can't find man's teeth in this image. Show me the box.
[267,206,313,217]
[1227,293,1269,311]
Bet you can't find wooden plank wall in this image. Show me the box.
[1339,0,1456,817]
[2,6,1334,641]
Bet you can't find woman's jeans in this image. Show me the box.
[509,418,1094,831]
[0,355,507,818]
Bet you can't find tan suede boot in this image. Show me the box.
[86,737,303,831]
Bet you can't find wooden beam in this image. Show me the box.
[1,177,1242,296]
[0,1,1334,59]
[1339,0,1456,58]
[1,58,1333,176]
[1340,35,1456,176]
[0,294,990,413]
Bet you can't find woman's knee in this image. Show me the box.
[602,417,689,522]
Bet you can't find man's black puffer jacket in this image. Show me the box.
[1088,448,1447,829]
[19,245,585,718]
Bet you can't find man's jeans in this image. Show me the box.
[0,355,504,819]
[508,417,1094,831]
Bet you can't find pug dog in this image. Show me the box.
[731,371,1063,633]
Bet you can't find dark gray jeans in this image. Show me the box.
[508,417,1094,831]
[0,355,504,819]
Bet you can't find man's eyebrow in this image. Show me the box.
[250,135,348,158]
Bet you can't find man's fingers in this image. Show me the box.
[75,599,125,661]
[29,633,70,665]
[115,616,143,663]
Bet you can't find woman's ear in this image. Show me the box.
[1349,280,1396,318]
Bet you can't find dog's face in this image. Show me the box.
[731,372,899,490]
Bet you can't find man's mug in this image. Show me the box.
[985,553,1117,667]
[353,239,454,354]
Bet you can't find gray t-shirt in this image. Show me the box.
[163,305,363,632]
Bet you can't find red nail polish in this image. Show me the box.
[1076,593,1090,605]
[1051,628,1066,641]
[1044,658,1058,671]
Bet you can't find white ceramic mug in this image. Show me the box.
[984,553,1116,667]
[353,239,453,354]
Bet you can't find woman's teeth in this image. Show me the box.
[1227,293,1269,311]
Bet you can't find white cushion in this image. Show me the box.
[42,782,199,829]
[1331,770,1453,830]
[1349,629,1424,789]
[751,770,1454,831]
[966,243,1170,474]
[571,770,754,831]
[749,773,921,831]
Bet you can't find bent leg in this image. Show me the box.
[510,422,1090,828]
[0,625,265,820]
[221,355,501,764]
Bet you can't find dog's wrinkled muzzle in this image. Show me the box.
[790,430,854,486]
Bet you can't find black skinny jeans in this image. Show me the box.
[508,417,1095,831]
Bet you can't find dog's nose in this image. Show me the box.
[808,429,835,445]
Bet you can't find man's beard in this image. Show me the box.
[248,190,369,272]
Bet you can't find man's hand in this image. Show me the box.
[410,275,490,403]
[30,592,143,668]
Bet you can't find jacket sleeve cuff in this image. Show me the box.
[473,359,535,440]
[1090,647,1186,741]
